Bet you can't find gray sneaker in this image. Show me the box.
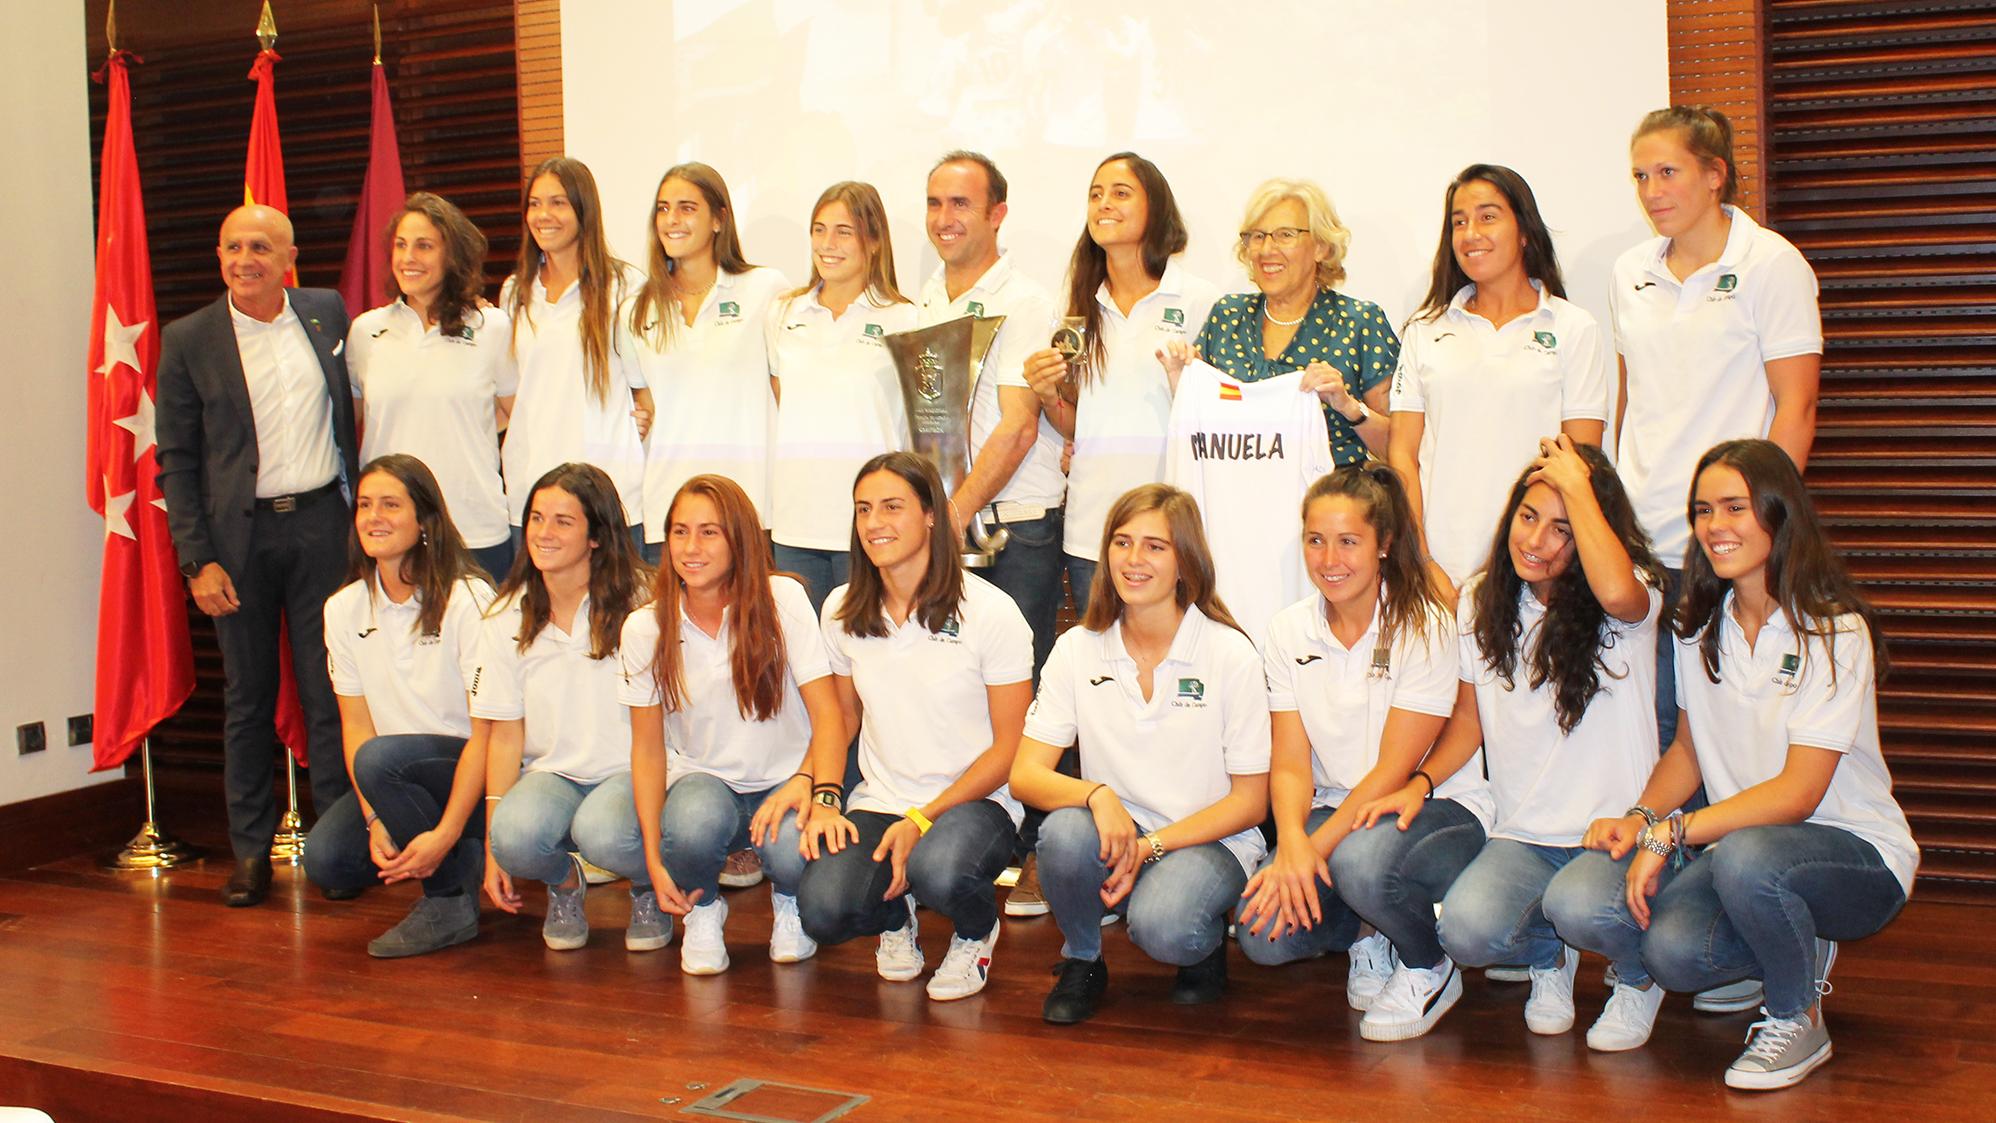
[544,865,589,951]
[1726,1005,1832,1090]
[626,887,672,952]
[368,893,479,959]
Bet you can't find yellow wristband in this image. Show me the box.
[904,807,934,835]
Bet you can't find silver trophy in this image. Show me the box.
[884,314,1009,567]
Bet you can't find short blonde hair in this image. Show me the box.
[1236,178,1351,290]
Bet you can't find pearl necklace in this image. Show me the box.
[1263,301,1307,327]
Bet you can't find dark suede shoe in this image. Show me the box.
[1170,945,1227,1005]
[320,883,364,901]
[221,856,273,908]
[1043,957,1108,1024]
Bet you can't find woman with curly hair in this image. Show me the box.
[1354,435,1664,1049]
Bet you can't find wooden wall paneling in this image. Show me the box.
[515,0,563,173]
[1668,0,1770,216]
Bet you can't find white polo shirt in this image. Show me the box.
[325,576,495,738]
[1611,206,1822,564]
[768,290,919,551]
[617,575,834,794]
[1677,602,1918,896]
[821,573,1034,826]
[469,591,633,784]
[630,267,790,540]
[348,301,519,548]
[1390,283,1610,584]
[1459,573,1662,846]
[498,270,648,527]
[1063,262,1220,560]
[1264,590,1494,828]
[918,254,1065,513]
[1165,362,1337,644]
[1025,605,1270,875]
[229,293,342,498]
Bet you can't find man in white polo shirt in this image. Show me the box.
[156,205,360,908]
[918,151,1064,677]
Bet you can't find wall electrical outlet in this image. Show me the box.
[68,713,93,747]
[17,722,47,755]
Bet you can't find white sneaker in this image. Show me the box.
[1691,978,1765,1013]
[926,919,1001,1001]
[768,891,817,964]
[1345,932,1395,1012]
[1485,965,1532,983]
[1726,1005,1833,1090]
[1359,958,1461,1042]
[679,897,730,976]
[876,896,924,982]
[1586,981,1666,1052]
[1525,948,1579,1035]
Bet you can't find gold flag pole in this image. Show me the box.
[256,1,278,51]
[106,0,117,54]
[270,754,306,864]
[106,739,201,870]
[372,3,382,65]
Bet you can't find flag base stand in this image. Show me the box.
[269,755,306,865]
[104,739,203,871]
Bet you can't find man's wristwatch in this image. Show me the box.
[179,559,205,579]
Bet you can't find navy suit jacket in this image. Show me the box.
[155,288,360,579]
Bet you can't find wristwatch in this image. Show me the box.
[813,790,841,810]
[1344,401,1370,426]
[1638,823,1675,858]
[179,559,206,579]
[1140,832,1166,864]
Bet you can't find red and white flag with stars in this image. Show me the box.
[87,50,192,770]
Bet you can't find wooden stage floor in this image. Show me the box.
[1,845,1989,1122]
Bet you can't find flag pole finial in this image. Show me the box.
[106,0,118,54]
[256,1,278,52]
[372,3,382,65]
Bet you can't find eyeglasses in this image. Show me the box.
[1239,226,1309,251]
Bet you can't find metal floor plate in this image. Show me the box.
[680,1079,870,1123]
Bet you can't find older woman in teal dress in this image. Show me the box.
[1190,179,1398,466]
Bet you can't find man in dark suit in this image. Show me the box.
[156,205,360,907]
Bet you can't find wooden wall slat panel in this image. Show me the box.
[515,0,562,171]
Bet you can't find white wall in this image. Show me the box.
[562,0,1667,337]
[0,6,120,805]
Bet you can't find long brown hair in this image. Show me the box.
[493,462,647,659]
[1470,446,1664,733]
[1678,439,1886,685]
[507,157,623,404]
[1633,105,1740,206]
[382,192,487,339]
[1079,484,1245,637]
[1302,464,1447,644]
[649,475,791,722]
[628,162,754,351]
[1412,165,1566,324]
[347,454,488,638]
[785,181,908,306]
[1061,152,1187,378]
[836,452,964,638]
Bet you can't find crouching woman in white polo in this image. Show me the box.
[473,462,650,950]
[1011,484,1269,1024]
[795,451,1035,1001]
[1550,439,1917,1091]
[572,474,848,971]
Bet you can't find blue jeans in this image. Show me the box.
[1037,807,1247,966]
[796,801,1016,944]
[1654,567,1682,749]
[772,544,851,616]
[1064,555,1097,619]
[572,771,807,902]
[1441,838,1646,983]
[1616,824,1903,1018]
[983,507,1063,680]
[469,540,516,585]
[489,770,621,886]
[303,732,482,898]
[1239,800,1484,970]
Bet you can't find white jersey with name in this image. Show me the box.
[768,290,919,551]
[918,254,1065,511]
[1611,206,1822,564]
[469,591,634,784]
[1389,283,1609,584]
[1264,590,1493,827]
[1677,601,1918,896]
[617,575,833,794]
[325,576,496,739]
[1459,574,1662,846]
[821,573,1033,826]
[1064,262,1219,560]
[628,266,790,539]
[348,302,519,549]
[1165,362,1335,643]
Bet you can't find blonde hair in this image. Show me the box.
[1235,178,1351,290]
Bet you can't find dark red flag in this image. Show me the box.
[337,61,407,317]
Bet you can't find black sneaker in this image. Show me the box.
[1043,957,1108,1024]
[1170,946,1228,1005]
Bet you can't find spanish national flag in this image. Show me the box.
[1219,381,1243,401]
